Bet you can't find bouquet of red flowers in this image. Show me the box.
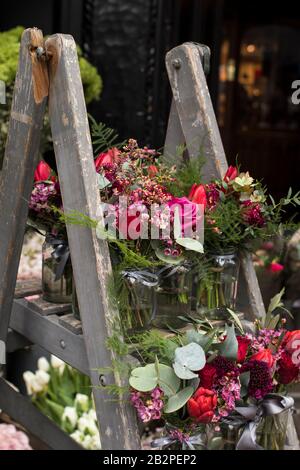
[122,291,299,450]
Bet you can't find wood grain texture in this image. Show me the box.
[165,43,227,182]
[0,28,48,344]
[164,43,265,320]
[26,296,71,316]
[0,378,82,450]
[46,34,140,450]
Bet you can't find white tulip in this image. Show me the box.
[91,432,101,450]
[82,434,93,450]
[75,393,89,413]
[77,414,98,436]
[35,370,50,387]
[23,371,36,395]
[87,409,97,422]
[37,357,50,372]
[70,430,85,445]
[50,355,65,372]
[62,407,78,430]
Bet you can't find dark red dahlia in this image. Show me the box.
[205,183,220,210]
[199,363,217,389]
[242,201,265,227]
[212,356,238,378]
[241,360,273,400]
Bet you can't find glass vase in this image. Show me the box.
[152,423,207,450]
[196,251,240,320]
[42,234,72,304]
[121,264,192,336]
[256,410,290,450]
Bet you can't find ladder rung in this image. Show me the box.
[10,299,89,375]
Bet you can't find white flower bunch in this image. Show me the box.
[23,369,50,395]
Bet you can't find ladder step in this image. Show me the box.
[26,295,71,316]
[58,314,83,335]
[14,279,42,299]
[10,299,89,375]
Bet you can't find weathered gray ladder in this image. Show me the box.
[0,29,264,450]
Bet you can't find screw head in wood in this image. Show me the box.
[36,46,45,59]
[60,340,66,349]
[172,58,181,69]
[99,374,106,386]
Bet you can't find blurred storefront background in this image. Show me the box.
[1,0,300,198]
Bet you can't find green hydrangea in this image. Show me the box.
[0,27,102,165]
[0,26,102,102]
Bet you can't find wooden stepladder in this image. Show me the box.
[0,30,265,450]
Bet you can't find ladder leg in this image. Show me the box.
[0,29,48,346]
[46,34,140,450]
[164,43,265,320]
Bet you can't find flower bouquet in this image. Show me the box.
[23,355,100,450]
[108,291,299,450]
[188,166,300,319]
[28,161,72,303]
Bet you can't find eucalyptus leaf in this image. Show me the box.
[173,362,198,380]
[175,237,204,253]
[173,342,206,379]
[217,324,238,361]
[164,386,194,413]
[129,364,158,392]
[240,371,250,398]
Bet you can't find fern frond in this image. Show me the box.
[89,115,126,154]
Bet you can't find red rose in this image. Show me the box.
[148,165,158,178]
[277,352,299,385]
[188,184,207,208]
[282,330,300,355]
[250,349,275,369]
[267,262,284,274]
[187,387,217,423]
[34,161,51,182]
[224,166,238,183]
[237,336,251,363]
[198,363,217,389]
[94,147,121,171]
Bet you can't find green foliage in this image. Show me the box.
[0,26,23,85]
[0,26,103,166]
[89,116,125,154]
[165,154,205,197]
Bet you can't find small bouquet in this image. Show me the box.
[111,291,300,450]
[23,355,100,450]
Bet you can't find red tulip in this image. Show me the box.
[250,349,275,369]
[224,166,238,182]
[34,161,51,182]
[237,336,251,363]
[148,165,158,178]
[188,184,207,208]
[94,147,121,172]
[267,262,284,273]
[187,387,217,423]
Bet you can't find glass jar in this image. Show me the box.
[120,264,192,336]
[152,423,207,450]
[196,251,240,320]
[256,410,290,450]
[42,234,72,304]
